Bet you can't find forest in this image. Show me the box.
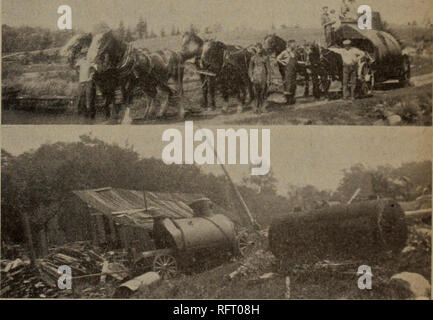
[2,135,431,247]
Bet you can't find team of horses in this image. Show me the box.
[61,30,344,121]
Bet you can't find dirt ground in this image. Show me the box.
[3,76,431,126]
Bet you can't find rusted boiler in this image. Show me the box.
[269,199,407,263]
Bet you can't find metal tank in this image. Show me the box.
[269,199,408,263]
[153,214,237,253]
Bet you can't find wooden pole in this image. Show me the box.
[197,125,260,230]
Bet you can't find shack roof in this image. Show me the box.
[74,187,244,229]
[73,187,204,228]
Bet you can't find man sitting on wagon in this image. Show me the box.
[340,39,366,100]
[321,6,336,47]
[340,0,359,22]
[75,48,96,119]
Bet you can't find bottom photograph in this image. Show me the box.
[1,125,431,300]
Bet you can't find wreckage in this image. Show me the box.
[269,199,408,264]
[73,188,251,279]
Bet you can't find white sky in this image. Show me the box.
[2,0,433,32]
[2,125,431,194]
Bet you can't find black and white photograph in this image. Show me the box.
[1,0,432,125]
[1,0,432,304]
[1,126,431,299]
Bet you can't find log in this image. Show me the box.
[269,199,408,264]
[195,70,217,77]
[405,209,431,221]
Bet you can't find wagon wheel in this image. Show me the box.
[153,254,178,279]
[399,56,411,87]
[236,232,253,257]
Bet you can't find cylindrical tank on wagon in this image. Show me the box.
[153,214,237,252]
[268,199,407,263]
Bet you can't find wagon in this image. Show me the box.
[334,22,411,93]
[73,188,253,280]
[131,213,251,279]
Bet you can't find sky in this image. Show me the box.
[2,125,431,195]
[2,0,433,32]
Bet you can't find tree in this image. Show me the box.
[118,21,126,40]
[136,16,147,39]
[149,29,157,38]
[93,22,110,34]
[124,28,134,42]
[243,167,278,195]
[41,31,52,49]
[171,25,177,36]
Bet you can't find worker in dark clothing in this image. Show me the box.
[277,40,298,105]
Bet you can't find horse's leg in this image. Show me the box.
[141,82,158,119]
[237,81,247,113]
[242,73,254,104]
[208,77,217,111]
[253,83,259,113]
[157,81,174,118]
[201,75,209,109]
[304,71,309,97]
[178,65,185,96]
[103,92,114,120]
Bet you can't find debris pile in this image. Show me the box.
[228,249,277,280]
[399,225,431,279]
[0,258,59,298]
[1,242,129,298]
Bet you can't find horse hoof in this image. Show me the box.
[179,110,185,120]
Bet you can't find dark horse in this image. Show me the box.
[87,31,185,119]
[199,40,254,112]
[304,42,344,98]
[262,34,312,98]
[61,32,135,119]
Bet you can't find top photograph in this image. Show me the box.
[2,0,432,126]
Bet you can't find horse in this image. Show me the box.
[199,40,253,112]
[304,42,344,98]
[61,32,135,119]
[262,34,311,98]
[221,47,255,113]
[87,31,185,119]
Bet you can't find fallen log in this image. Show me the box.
[195,70,217,77]
[405,208,431,223]
[269,199,408,264]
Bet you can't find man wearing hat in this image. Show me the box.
[340,39,365,100]
[75,47,96,118]
[277,39,298,105]
[341,0,359,22]
[321,6,336,47]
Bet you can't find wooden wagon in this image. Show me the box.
[334,22,411,94]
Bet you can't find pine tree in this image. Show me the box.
[136,16,148,39]
[118,21,125,40]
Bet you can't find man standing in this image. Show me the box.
[341,0,359,22]
[249,43,272,113]
[75,48,96,119]
[329,9,340,44]
[321,6,336,47]
[277,40,298,105]
[340,40,365,100]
